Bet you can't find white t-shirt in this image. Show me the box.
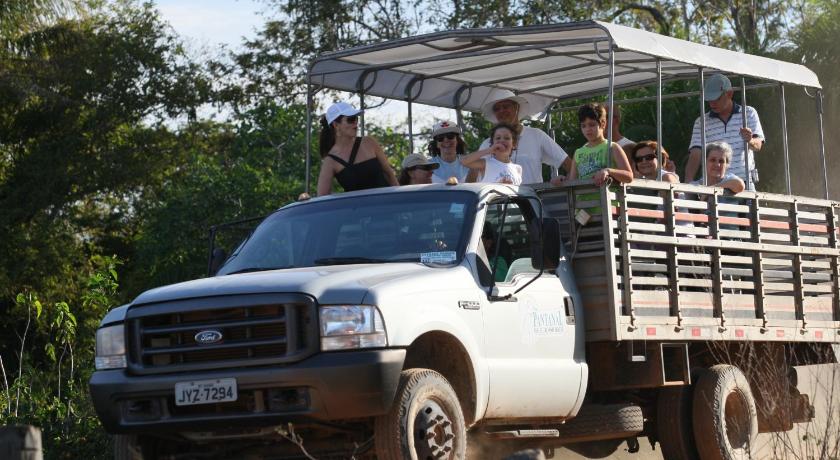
[481,156,522,185]
[479,126,568,184]
[617,137,634,148]
[430,156,471,184]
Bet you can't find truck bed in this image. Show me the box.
[537,180,840,344]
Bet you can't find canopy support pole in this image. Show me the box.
[817,90,829,199]
[305,81,314,195]
[741,77,752,191]
[606,42,615,147]
[407,99,413,154]
[359,91,365,137]
[699,69,707,186]
[656,59,663,180]
[779,84,792,195]
[545,102,558,179]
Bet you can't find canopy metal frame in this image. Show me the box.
[304,20,825,198]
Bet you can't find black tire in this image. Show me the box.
[657,385,699,460]
[557,404,644,441]
[113,435,157,460]
[374,368,467,460]
[692,365,758,460]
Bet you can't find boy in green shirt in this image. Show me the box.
[552,103,634,213]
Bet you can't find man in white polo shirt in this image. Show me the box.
[684,74,765,190]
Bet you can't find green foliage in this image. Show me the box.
[1,256,118,460]
[124,103,313,294]
[0,0,836,458]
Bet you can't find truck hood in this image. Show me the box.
[131,263,442,306]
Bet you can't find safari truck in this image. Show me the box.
[89,21,839,459]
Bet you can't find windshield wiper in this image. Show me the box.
[223,266,293,275]
[313,257,395,266]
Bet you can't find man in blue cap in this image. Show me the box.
[684,73,764,190]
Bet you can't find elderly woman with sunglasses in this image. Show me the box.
[317,102,399,196]
[427,120,478,183]
[630,141,679,183]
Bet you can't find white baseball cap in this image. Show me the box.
[325,102,363,124]
[431,120,462,137]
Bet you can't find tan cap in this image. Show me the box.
[401,153,440,170]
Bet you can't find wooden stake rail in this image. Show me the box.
[537,180,840,342]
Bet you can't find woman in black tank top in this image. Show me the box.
[317,102,398,196]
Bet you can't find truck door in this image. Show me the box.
[480,198,585,419]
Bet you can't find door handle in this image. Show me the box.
[564,296,576,325]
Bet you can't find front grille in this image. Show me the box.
[127,295,317,374]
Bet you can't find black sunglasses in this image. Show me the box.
[434,133,457,142]
[634,153,657,163]
[341,115,359,124]
[410,164,437,171]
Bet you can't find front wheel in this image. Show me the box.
[374,368,467,460]
[113,434,158,460]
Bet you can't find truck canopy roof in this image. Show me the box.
[309,20,821,114]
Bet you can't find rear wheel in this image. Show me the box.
[692,365,758,460]
[657,385,699,460]
[374,368,467,460]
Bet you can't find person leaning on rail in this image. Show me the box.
[684,74,765,190]
[316,101,399,196]
[631,140,678,183]
[477,90,572,184]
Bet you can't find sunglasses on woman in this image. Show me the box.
[341,115,359,124]
[434,133,457,143]
[634,154,657,163]
[411,165,438,171]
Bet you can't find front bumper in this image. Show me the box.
[89,349,406,434]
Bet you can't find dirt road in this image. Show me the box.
[507,364,840,460]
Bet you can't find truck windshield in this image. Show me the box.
[216,190,477,275]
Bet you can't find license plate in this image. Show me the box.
[174,378,237,406]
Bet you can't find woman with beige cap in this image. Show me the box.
[398,153,440,185]
[317,101,399,196]
[427,120,477,184]
[478,90,572,184]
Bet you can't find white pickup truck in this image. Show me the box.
[90,181,837,459]
[90,21,839,460]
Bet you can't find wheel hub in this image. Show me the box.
[414,400,455,459]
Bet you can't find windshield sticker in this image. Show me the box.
[420,251,457,264]
[449,203,465,215]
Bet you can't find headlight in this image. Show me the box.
[319,305,387,351]
[95,324,127,370]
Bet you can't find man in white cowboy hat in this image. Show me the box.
[478,90,572,184]
[684,73,764,190]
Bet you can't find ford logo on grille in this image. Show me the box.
[194,330,223,345]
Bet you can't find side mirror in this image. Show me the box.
[208,248,228,276]
[530,217,561,270]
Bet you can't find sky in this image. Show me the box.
[153,0,453,144]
